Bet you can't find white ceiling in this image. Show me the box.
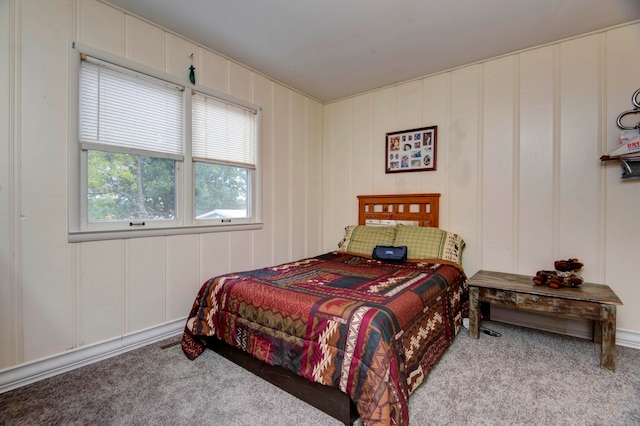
[106,0,640,102]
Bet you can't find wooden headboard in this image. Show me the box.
[357,193,440,227]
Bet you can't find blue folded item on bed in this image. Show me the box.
[372,245,408,263]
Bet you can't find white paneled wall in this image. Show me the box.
[0,0,322,369]
[20,0,75,362]
[1,0,16,367]
[558,36,602,280]
[127,237,166,332]
[448,66,481,269]
[518,47,555,275]
[322,22,640,333]
[272,84,292,265]
[482,56,516,271]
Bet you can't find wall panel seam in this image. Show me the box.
[71,244,78,350]
[392,88,398,193]
[448,72,453,226]
[552,44,562,259]
[512,55,521,271]
[10,0,23,365]
[164,237,169,322]
[349,98,354,214]
[597,32,607,282]
[226,59,233,97]
[322,104,332,251]
[121,9,126,58]
[317,102,324,254]
[369,94,374,193]
[303,98,309,258]
[71,1,78,351]
[418,79,425,194]
[72,0,78,40]
[77,245,83,346]
[198,235,202,286]
[122,240,127,335]
[269,81,276,265]
[251,76,257,265]
[76,0,83,46]
[477,64,484,268]
[288,90,293,262]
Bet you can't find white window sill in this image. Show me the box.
[68,222,263,242]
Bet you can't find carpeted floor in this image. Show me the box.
[1,321,639,425]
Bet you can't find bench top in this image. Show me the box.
[467,270,623,306]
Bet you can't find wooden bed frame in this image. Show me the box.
[207,193,441,425]
[358,193,440,227]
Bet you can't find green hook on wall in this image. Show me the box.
[189,53,196,84]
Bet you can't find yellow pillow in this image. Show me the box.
[337,225,396,256]
[393,224,465,264]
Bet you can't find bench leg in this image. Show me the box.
[469,286,480,339]
[593,319,602,344]
[600,304,617,371]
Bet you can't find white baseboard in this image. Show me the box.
[0,317,186,394]
[490,306,640,349]
[616,329,640,350]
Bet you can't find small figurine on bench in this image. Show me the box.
[533,258,584,289]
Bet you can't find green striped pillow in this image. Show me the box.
[393,224,465,264]
[337,225,397,256]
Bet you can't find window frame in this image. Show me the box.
[69,42,262,242]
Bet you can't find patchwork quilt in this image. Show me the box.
[182,252,467,426]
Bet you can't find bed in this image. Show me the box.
[181,193,468,425]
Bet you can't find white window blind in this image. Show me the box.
[79,56,184,157]
[192,92,257,168]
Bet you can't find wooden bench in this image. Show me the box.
[467,270,623,371]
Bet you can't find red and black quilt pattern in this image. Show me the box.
[182,252,467,426]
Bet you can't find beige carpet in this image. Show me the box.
[1,321,639,425]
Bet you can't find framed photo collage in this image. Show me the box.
[385,126,437,173]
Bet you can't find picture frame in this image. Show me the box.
[385,126,437,173]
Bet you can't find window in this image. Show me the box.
[192,92,256,221]
[69,43,261,241]
[79,56,183,226]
